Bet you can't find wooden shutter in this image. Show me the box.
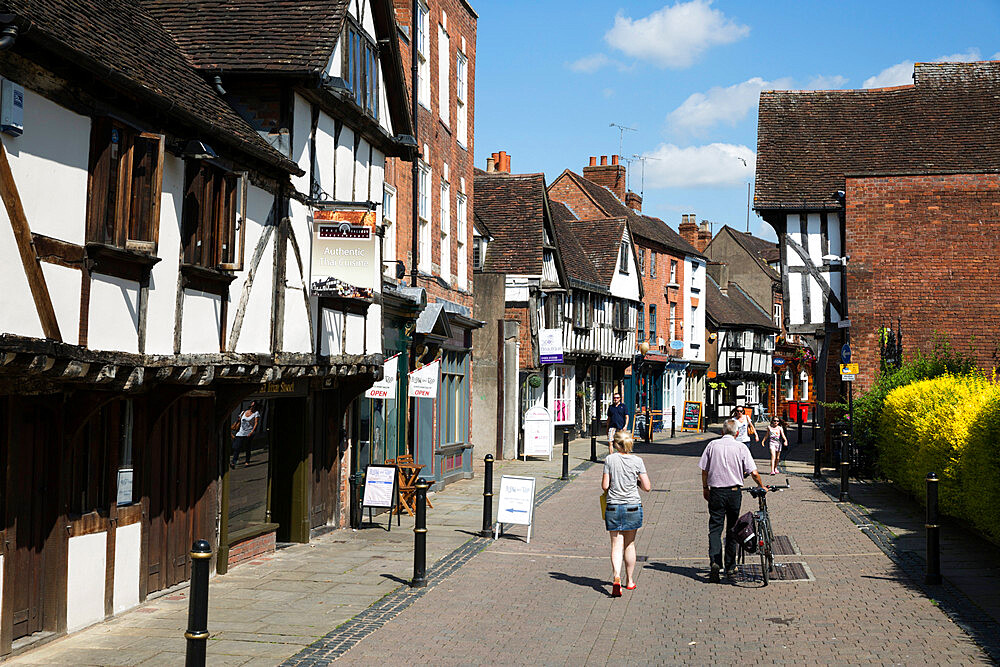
[86,117,113,244]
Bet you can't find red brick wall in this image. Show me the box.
[386,0,476,312]
[503,305,535,369]
[227,529,276,567]
[635,244,686,355]
[845,173,1000,391]
[548,174,606,220]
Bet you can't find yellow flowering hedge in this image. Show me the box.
[877,374,1000,542]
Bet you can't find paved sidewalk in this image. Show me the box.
[7,432,707,666]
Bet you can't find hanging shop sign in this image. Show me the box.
[407,359,440,398]
[310,208,378,298]
[773,357,787,366]
[539,328,564,364]
[494,475,537,543]
[365,354,400,399]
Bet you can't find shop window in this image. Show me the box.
[116,400,135,506]
[439,352,468,446]
[549,364,575,425]
[72,400,132,516]
[182,161,246,269]
[600,366,614,420]
[87,117,165,252]
[342,19,379,120]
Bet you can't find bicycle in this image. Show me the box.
[736,480,790,586]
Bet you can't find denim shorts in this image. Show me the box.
[605,503,643,531]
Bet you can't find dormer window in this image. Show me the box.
[343,20,379,120]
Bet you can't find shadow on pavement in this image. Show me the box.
[644,561,709,583]
[549,571,612,597]
[380,573,410,586]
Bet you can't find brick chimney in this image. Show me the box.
[489,151,511,174]
[625,190,642,212]
[583,154,626,202]
[678,213,699,248]
[697,220,712,252]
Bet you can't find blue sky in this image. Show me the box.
[472,0,1000,241]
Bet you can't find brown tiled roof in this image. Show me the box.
[548,201,600,287]
[755,60,1000,210]
[473,173,548,275]
[706,278,778,330]
[550,170,703,258]
[143,0,350,73]
[569,217,628,286]
[4,0,300,174]
[721,226,780,281]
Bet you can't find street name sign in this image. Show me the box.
[495,475,536,543]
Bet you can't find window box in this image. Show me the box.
[86,242,161,282]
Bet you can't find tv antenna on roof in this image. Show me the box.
[630,154,661,198]
[609,122,636,160]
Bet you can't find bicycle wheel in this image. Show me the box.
[756,517,770,586]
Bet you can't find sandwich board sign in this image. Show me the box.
[361,465,398,531]
[522,406,553,460]
[682,400,702,432]
[494,475,537,543]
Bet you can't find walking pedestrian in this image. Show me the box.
[732,406,756,446]
[602,430,651,596]
[231,401,261,468]
[698,418,766,582]
[606,392,630,455]
[764,417,788,475]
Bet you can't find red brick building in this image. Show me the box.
[755,60,1000,419]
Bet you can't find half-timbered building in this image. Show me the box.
[704,270,778,420]
[0,0,410,652]
[755,60,1000,426]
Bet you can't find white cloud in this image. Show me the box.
[993,51,1000,60]
[803,74,849,90]
[602,88,616,99]
[639,143,755,188]
[862,49,983,88]
[568,53,611,73]
[604,1,749,69]
[668,77,791,134]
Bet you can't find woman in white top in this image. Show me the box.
[602,430,652,597]
[731,406,755,446]
[231,401,261,468]
[764,417,788,474]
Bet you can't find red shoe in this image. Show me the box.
[611,578,622,597]
[625,583,637,590]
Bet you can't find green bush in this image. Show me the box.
[877,374,1000,544]
[960,394,1000,542]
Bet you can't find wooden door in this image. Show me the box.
[310,393,342,529]
[146,397,214,594]
[3,397,52,641]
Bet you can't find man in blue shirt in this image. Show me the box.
[606,392,630,454]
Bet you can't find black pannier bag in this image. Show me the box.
[730,511,757,553]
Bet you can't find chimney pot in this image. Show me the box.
[600,155,608,166]
[611,155,619,166]
[486,157,495,172]
[589,156,597,167]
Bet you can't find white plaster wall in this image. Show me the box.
[5,89,89,244]
[283,286,312,354]
[292,94,312,196]
[345,312,365,355]
[232,186,276,354]
[180,289,221,354]
[334,125,355,201]
[88,275,140,353]
[314,111,337,199]
[366,303,382,354]
[145,154,184,355]
[112,522,141,614]
[609,229,641,301]
[685,257,706,362]
[40,262,80,346]
[0,210,44,338]
[354,138,370,201]
[321,308,344,356]
[66,532,107,633]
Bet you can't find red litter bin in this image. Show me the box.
[799,402,810,423]
[786,401,799,422]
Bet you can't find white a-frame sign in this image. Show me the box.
[494,475,537,543]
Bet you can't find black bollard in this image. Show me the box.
[349,471,362,530]
[481,455,494,537]
[811,420,817,445]
[839,457,850,502]
[797,408,803,447]
[561,430,570,480]
[411,479,430,587]
[926,473,942,584]
[590,418,598,463]
[813,436,822,479]
[671,405,676,438]
[184,540,211,667]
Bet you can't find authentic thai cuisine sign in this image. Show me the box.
[310,208,377,298]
